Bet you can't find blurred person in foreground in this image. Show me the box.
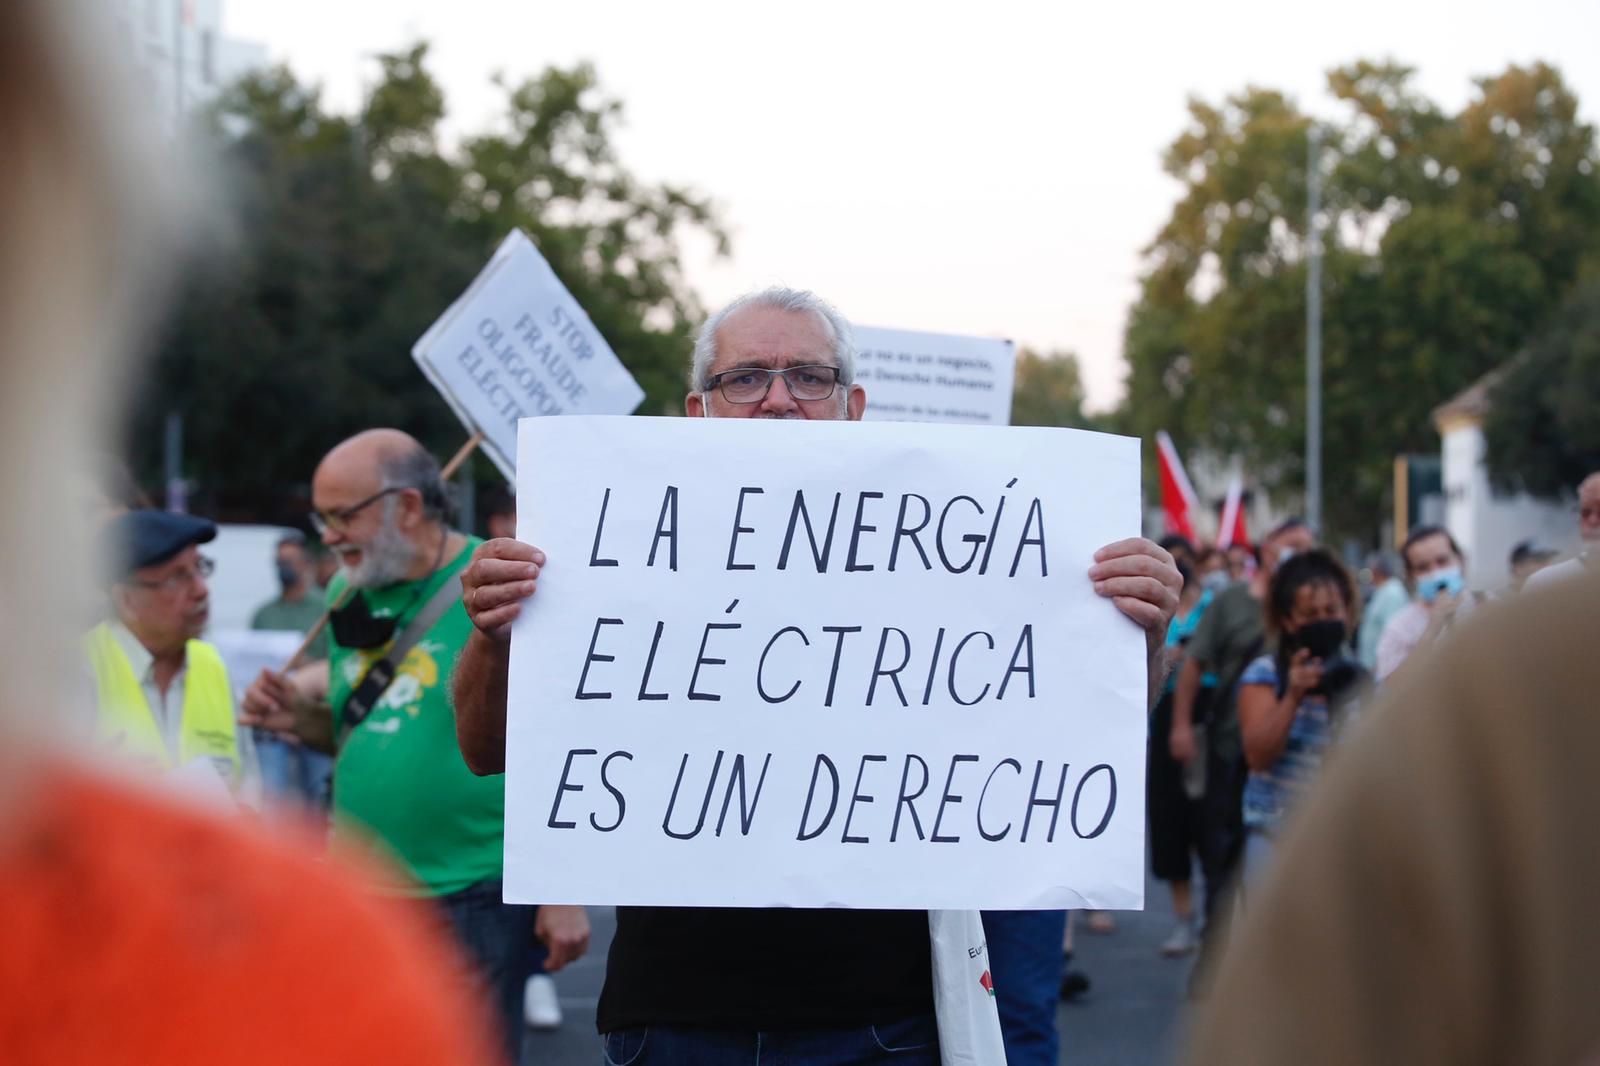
[1169,518,1315,991]
[1526,470,1600,589]
[88,509,252,799]
[0,3,495,1063]
[1376,525,1482,682]
[1184,569,1600,1066]
[240,429,590,1061]
[1355,549,1407,672]
[249,530,332,809]
[1234,550,1369,886]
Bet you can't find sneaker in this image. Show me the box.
[1059,967,1091,1001]
[1159,920,1198,957]
[523,974,563,1030]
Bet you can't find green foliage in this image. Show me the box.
[1122,60,1600,539]
[1484,277,1600,497]
[129,44,724,521]
[1009,348,1100,430]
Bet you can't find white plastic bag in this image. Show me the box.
[928,910,1008,1066]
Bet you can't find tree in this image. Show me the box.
[128,44,724,522]
[1484,277,1600,497]
[1009,348,1099,429]
[1121,61,1600,539]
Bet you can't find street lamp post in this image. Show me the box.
[1306,125,1323,533]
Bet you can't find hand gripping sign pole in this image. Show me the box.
[279,430,485,674]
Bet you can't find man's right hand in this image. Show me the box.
[460,538,546,643]
[1169,718,1197,765]
[240,668,304,735]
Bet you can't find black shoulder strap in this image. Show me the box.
[338,576,462,745]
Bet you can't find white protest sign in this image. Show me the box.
[504,416,1146,911]
[412,230,646,478]
[853,325,1017,426]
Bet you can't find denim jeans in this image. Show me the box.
[437,879,539,1064]
[253,728,333,809]
[600,1015,940,1066]
[981,909,1068,1066]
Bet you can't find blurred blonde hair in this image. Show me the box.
[0,3,181,789]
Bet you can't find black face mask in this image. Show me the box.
[276,561,301,591]
[1292,619,1348,661]
[329,594,398,649]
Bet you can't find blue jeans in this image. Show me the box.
[254,728,333,809]
[600,1016,940,1066]
[981,910,1068,1066]
[438,879,540,1064]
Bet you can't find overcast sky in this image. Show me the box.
[227,0,1600,409]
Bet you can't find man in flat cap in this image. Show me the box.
[86,509,246,790]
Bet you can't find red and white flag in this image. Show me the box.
[1155,430,1199,542]
[1217,466,1249,549]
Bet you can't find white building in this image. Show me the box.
[1433,368,1575,592]
[111,0,267,130]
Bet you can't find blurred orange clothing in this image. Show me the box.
[0,761,499,1066]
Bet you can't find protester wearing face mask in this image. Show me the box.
[249,532,332,809]
[1236,549,1369,886]
[1196,547,1232,594]
[251,532,328,656]
[1376,525,1480,683]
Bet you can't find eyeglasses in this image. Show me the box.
[309,487,402,537]
[127,555,214,592]
[706,364,842,404]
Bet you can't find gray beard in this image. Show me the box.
[341,511,419,588]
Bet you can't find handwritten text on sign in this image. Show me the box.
[503,417,1145,910]
[411,230,645,479]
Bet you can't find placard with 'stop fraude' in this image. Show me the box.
[502,415,1147,911]
[411,230,645,478]
[853,325,1017,426]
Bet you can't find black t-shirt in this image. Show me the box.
[595,905,934,1032]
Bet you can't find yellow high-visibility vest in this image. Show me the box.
[85,622,241,783]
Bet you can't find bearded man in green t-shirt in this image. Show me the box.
[241,429,589,1061]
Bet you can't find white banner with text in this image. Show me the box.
[853,326,1016,426]
[412,230,645,478]
[503,416,1145,910]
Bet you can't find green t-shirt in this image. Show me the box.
[327,537,502,896]
[250,591,328,660]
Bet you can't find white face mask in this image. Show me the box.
[701,392,712,418]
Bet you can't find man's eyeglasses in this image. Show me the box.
[309,487,402,537]
[127,555,214,592]
[706,365,842,405]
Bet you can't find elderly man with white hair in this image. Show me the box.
[452,286,1182,1066]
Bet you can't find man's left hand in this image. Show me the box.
[535,904,592,973]
[1089,537,1182,648]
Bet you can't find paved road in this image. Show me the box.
[519,877,1192,1066]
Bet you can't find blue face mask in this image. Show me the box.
[1201,570,1231,593]
[1417,566,1464,604]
